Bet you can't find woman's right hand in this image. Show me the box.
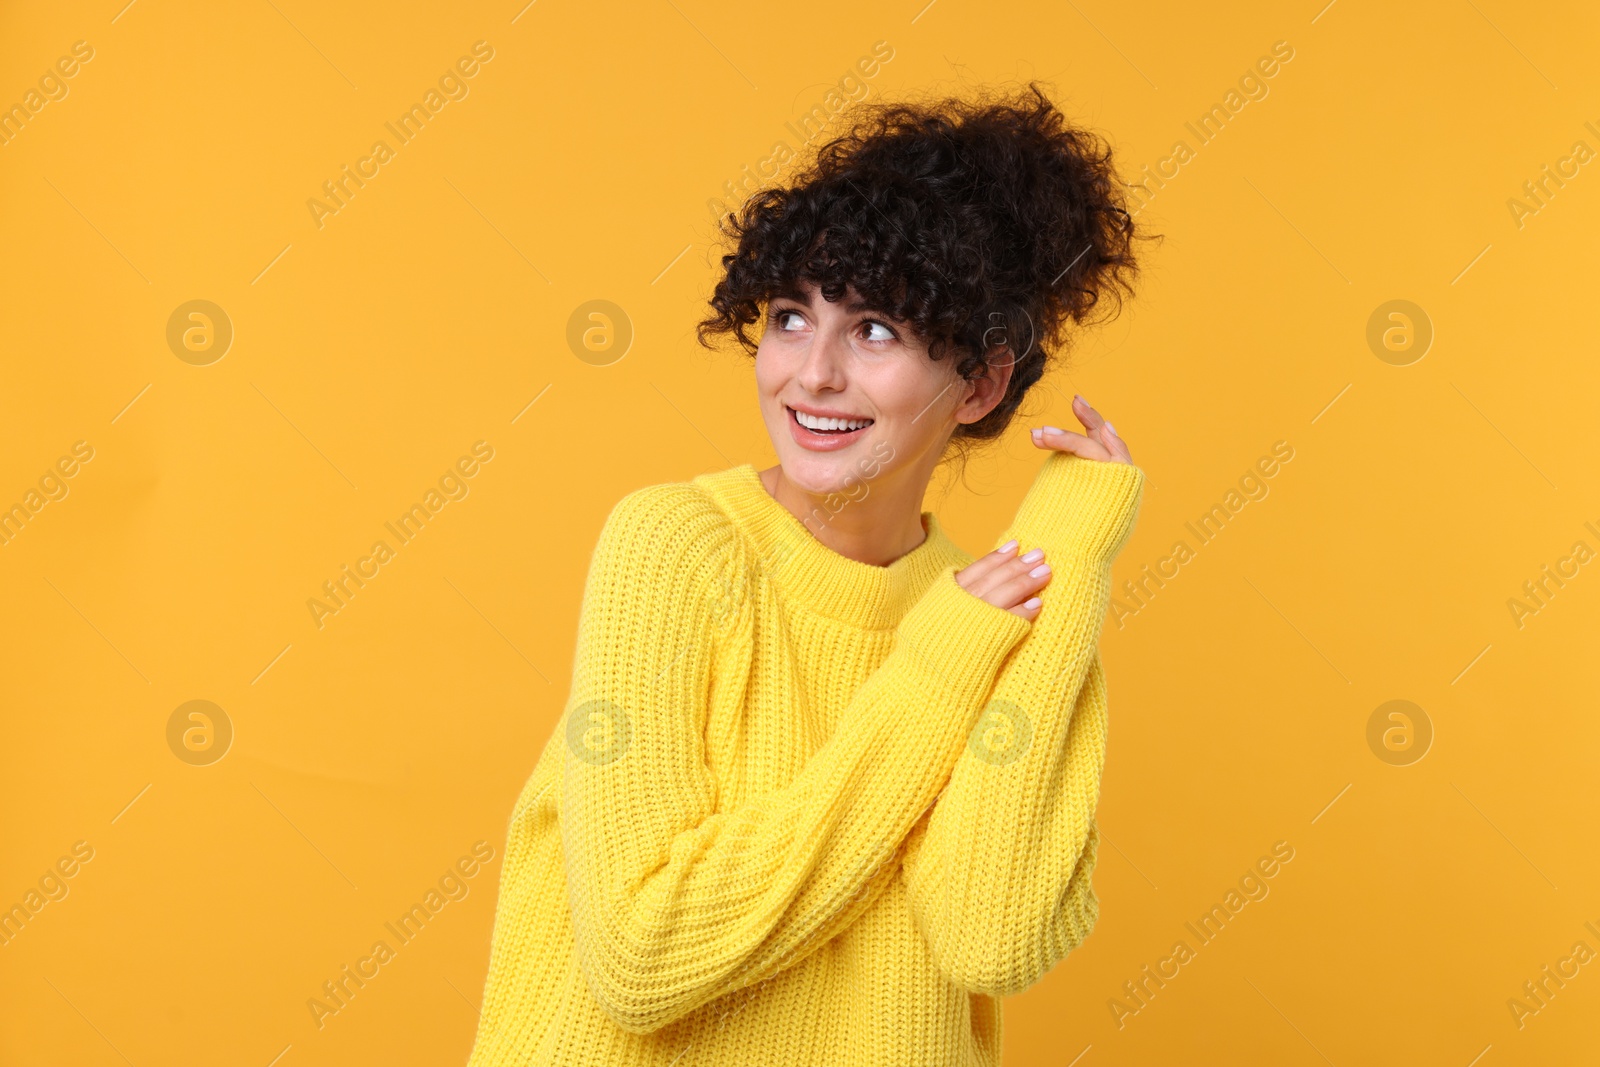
[954,540,1051,621]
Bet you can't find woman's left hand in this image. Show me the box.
[1030,394,1132,464]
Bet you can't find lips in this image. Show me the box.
[785,405,872,451]
[788,405,872,432]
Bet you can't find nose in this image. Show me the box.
[795,325,849,394]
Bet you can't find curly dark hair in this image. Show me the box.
[696,81,1156,461]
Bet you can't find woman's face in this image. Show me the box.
[754,279,1004,497]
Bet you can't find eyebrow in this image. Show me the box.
[771,285,891,318]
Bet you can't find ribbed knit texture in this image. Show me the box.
[466,452,1145,1066]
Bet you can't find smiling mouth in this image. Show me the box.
[787,406,874,435]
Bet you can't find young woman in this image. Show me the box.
[468,84,1150,1066]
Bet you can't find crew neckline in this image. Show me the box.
[692,463,964,630]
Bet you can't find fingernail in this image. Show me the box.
[1042,425,1063,435]
[1074,394,1085,403]
[1030,563,1051,578]
[1105,422,1118,437]
[1020,548,1044,563]
[1023,596,1042,610]
[998,538,1018,553]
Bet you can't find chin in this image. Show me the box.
[777,439,903,498]
[775,450,855,494]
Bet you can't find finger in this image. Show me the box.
[1032,425,1111,458]
[1007,595,1043,621]
[1072,395,1132,463]
[958,539,1022,587]
[1072,394,1106,434]
[963,546,1048,602]
[1100,421,1133,463]
[965,547,1051,602]
[986,557,1052,608]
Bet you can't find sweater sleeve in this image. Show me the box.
[899,451,1145,996]
[557,481,1033,1035]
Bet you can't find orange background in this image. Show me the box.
[3,1,1598,1064]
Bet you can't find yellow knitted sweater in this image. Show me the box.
[467,453,1145,1066]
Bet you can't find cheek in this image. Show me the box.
[752,344,784,393]
[754,341,818,406]
[876,365,955,432]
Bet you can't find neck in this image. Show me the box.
[759,461,931,567]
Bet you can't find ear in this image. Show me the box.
[953,347,1016,426]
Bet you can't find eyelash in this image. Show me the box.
[771,307,898,343]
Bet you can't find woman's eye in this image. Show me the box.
[775,309,804,331]
[861,320,896,342]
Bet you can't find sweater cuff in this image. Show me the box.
[896,564,1032,696]
[1003,453,1146,564]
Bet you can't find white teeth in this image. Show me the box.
[793,408,872,432]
